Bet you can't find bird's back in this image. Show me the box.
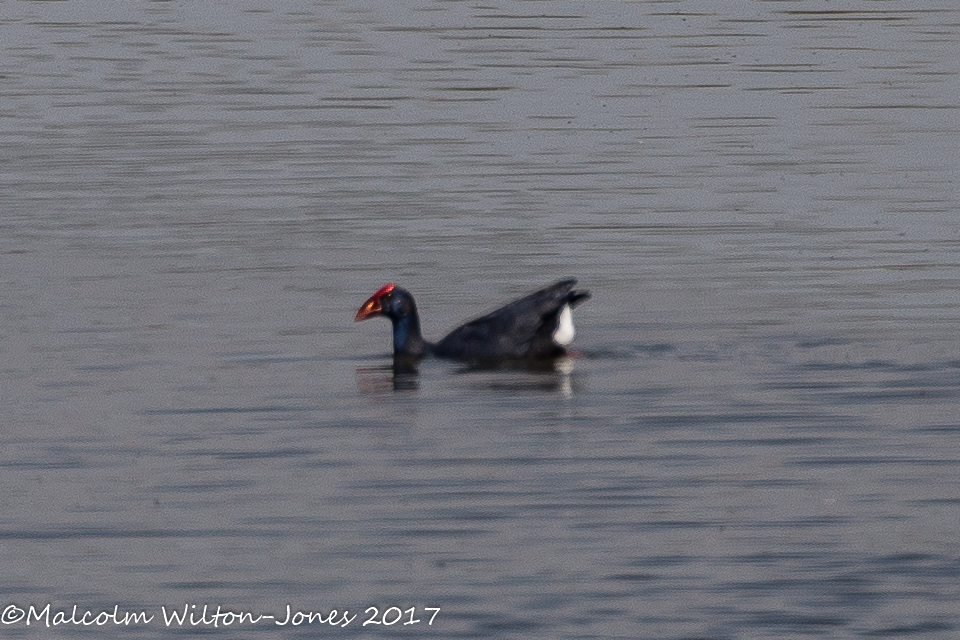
[433,279,590,361]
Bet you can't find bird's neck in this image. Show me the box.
[392,313,430,357]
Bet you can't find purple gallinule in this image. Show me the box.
[355,278,590,361]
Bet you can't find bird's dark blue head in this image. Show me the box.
[354,283,416,321]
[355,283,427,356]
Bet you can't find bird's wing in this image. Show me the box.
[434,279,588,360]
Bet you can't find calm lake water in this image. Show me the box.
[2,1,960,638]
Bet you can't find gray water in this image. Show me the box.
[2,1,960,638]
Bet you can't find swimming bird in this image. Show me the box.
[354,278,590,362]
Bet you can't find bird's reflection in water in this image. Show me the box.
[457,356,576,397]
[355,357,421,393]
[356,356,577,396]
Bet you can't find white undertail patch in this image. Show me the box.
[552,304,575,345]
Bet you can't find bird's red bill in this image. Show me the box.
[354,283,395,321]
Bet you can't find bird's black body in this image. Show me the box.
[355,279,590,362]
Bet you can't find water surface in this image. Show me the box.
[2,1,960,638]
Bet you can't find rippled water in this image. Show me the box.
[2,1,960,638]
